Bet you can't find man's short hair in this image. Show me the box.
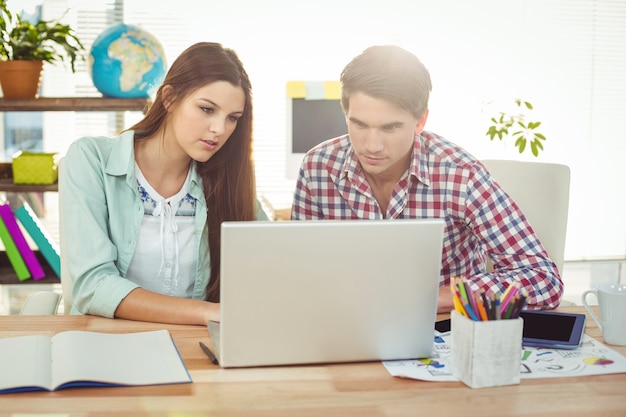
[340,45,432,119]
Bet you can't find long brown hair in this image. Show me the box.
[127,42,257,302]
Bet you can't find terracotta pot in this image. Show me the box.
[0,60,44,99]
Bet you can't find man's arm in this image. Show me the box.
[291,164,323,220]
[462,163,563,309]
[437,285,454,313]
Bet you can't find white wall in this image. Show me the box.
[40,0,626,261]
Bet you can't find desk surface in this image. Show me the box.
[0,306,624,417]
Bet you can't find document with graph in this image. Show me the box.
[383,331,626,381]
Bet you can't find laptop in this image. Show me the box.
[208,218,445,368]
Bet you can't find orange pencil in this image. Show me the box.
[474,293,488,321]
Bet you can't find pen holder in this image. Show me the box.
[450,310,523,388]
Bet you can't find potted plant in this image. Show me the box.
[0,0,84,99]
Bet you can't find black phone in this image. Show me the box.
[519,310,586,349]
[434,318,451,333]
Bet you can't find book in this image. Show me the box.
[0,212,30,280]
[13,201,61,277]
[0,202,45,280]
[0,329,192,393]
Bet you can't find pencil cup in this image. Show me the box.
[450,310,523,388]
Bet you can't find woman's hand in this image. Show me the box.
[203,301,220,324]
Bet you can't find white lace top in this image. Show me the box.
[126,163,197,297]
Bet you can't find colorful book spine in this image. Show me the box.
[13,202,61,278]
[0,212,31,280]
[0,202,45,280]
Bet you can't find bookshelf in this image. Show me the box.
[0,162,58,193]
[0,251,59,284]
[0,97,148,193]
[0,97,148,283]
[0,97,149,112]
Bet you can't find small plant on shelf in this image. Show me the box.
[0,0,85,98]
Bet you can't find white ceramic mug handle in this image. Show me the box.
[581,289,603,332]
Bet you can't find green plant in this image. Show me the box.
[0,0,84,72]
[485,98,547,157]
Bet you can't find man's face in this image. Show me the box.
[345,92,427,182]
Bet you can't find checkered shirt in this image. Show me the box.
[292,131,563,309]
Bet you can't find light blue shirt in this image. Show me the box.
[61,130,268,317]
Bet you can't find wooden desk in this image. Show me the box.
[0,306,624,416]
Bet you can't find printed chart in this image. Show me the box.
[383,332,626,381]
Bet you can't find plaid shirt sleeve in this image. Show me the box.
[462,162,563,309]
[292,165,323,220]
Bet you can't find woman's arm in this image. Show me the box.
[114,288,219,325]
[61,137,138,318]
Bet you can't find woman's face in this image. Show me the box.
[166,81,246,162]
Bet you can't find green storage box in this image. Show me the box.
[12,151,59,185]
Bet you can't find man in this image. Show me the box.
[291,45,563,313]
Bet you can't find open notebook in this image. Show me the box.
[0,330,191,393]
[208,219,445,368]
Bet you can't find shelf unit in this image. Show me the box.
[0,97,148,283]
[0,97,148,112]
[0,97,148,193]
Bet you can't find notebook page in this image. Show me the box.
[0,335,52,391]
[50,330,191,389]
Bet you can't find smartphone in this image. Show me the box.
[519,310,586,350]
[435,318,451,333]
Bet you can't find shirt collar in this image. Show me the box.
[107,130,136,177]
[341,133,432,187]
[341,145,361,181]
[106,130,204,202]
[187,162,204,202]
[412,133,431,187]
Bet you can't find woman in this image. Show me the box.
[61,42,267,325]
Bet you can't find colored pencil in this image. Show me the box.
[450,276,527,321]
[475,293,488,321]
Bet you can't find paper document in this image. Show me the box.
[383,331,626,381]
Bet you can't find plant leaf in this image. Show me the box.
[515,137,526,153]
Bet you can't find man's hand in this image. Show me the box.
[437,286,454,314]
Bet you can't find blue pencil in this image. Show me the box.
[495,297,502,320]
[464,302,479,321]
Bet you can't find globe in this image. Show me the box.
[89,24,167,98]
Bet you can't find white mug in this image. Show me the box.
[582,283,626,346]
